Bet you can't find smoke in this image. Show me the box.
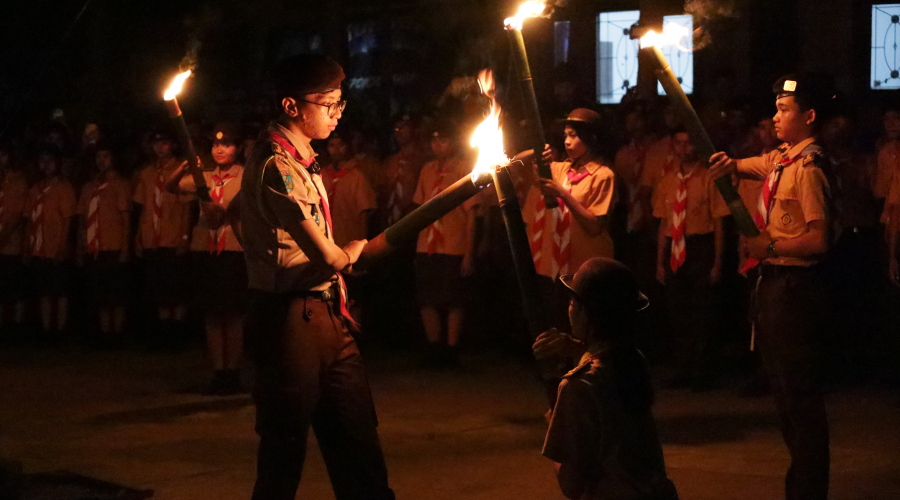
[684,0,736,50]
[178,4,223,72]
[180,37,201,72]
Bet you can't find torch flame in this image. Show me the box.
[470,69,508,181]
[640,22,691,51]
[163,70,193,101]
[504,0,546,30]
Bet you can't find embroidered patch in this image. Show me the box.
[281,171,294,192]
[781,213,792,226]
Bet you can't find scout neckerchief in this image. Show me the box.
[269,129,357,328]
[30,181,52,256]
[530,196,547,271]
[626,142,647,233]
[152,162,166,248]
[208,169,235,255]
[552,162,591,277]
[324,163,351,203]
[86,180,109,257]
[740,143,805,273]
[387,154,411,225]
[425,161,449,255]
[670,168,694,273]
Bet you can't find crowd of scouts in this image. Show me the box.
[1,52,899,500]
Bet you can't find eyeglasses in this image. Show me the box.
[300,99,347,117]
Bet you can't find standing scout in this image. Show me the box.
[710,73,835,500]
[0,140,29,334]
[413,120,478,365]
[167,122,247,395]
[26,144,78,337]
[240,54,394,500]
[653,128,729,389]
[77,142,131,344]
[133,130,191,345]
[322,131,378,248]
[383,114,428,227]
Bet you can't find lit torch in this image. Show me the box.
[163,70,211,202]
[640,24,758,236]
[504,1,557,209]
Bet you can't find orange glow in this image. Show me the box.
[470,69,508,181]
[163,70,192,101]
[640,22,691,51]
[504,1,546,30]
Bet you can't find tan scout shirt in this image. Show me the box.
[322,161,377,248]
[522,159,616,278]
[736,138,831,266]
[652,162,730,238]
[640,136,678,190]
[179,166,244,253]
[26,177,77,259]
[383,147,428,216]
[77,173,131,252]
[413,157,478,256]
[0,170,29,256]
[133,158,189,250]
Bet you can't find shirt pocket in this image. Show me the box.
[772,192,804,233]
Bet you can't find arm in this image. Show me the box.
[560,191,608,236]
[745,220,829,261]
[709,152,769,181]
[165,161,193,195]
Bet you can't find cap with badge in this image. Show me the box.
[430,119,459,139]
[149,128,174,143]
[772,72,836,115]
[209,122,242,144]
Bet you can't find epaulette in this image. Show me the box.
[563,357,596,379]
[777,142,791,153]
[799,144,824,169]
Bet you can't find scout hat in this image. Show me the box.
[272,54,345,98]
[560,258,650,318]
[561,108,602,129]
[209,122,242,144]
[773,72,836,114]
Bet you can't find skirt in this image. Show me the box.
[84,251,131,306]
[144,247,189,306]
[192,250,248,314]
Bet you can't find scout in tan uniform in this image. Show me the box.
[26,144,77,337]
[133,130,190,345]
[0,140,29,332]
[413,120,478,365]
[240,54,394,500]
[383,114,429,226]
[77,142,131,343]
[322,132,378,248]
[168,122,247,395]
[653,129,729,389]
[710,73,834,500]
[875,105,900,208]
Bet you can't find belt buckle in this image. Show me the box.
[321,289,332,301]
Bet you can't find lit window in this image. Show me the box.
[555,21,571,67]
[871,4,900,90]
[596,10,641,104]
[657,15,694,95]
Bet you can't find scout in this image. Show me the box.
[322,131,378,248]
[133,129,191,345]
[26,144,77,337]
[0,139,29,334]
[710,73,835,500]
[77,142,131,344]
[653,128,729,389]
[168,122,247,395]
[240,54,394,500]
[413,119,478,365]
[383,113,429,226]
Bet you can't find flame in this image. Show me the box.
[504,0,546,30]
[470,69,508,180]
[640,22,691,51]
[163,70,192,101]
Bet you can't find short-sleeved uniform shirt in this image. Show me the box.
[522,159,616,277]
[543,351,677,500]
[26,177,77,259]
[241,124,337,293]
[640,136,677,190]
[322,161,377,248]
[383,147,429,213]
[652,162,730,238]
[0,170,30,256]
[133,158,189,250]
[736,138,831,267]
[413,157,478,256]
[77,173,131,252]
[179,165,244,253]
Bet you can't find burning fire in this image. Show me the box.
[470,69,508,180]
[504,1,546,30]
[640,22,691,51]
[163,70,193,101]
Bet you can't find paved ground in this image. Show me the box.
[0,345,898,500]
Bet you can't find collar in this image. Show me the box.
[564,349,604,378]
[273,123,316,162]
[565,157,600,175]
[783,137,816,161]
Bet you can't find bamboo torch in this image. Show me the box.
[640,25,759,237]
[162,70,211,202]
[505,1,557,209]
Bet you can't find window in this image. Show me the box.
[596,10,641,104]
[871,4,900,89]
[657,14,694,95]
[555,21,571,67]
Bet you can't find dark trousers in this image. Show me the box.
[756,265,829,500]
[246,291,395,500]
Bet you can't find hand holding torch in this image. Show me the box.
[163,70,211,202]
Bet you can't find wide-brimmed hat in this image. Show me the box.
[559,258,649,316]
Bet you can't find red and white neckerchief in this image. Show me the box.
[86,181,108,257]
[626,144,647,233]
[208,171,234,255]
[29,183,52,256]
[669,169,694,273]
[386,159,408,225]
[269,130,358,329]
[425,164,448,255]
[530,196,547,271]
[740,146,804,273]
[325,164,351,203]
[152,166,166,248]
[552,166,591,277]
